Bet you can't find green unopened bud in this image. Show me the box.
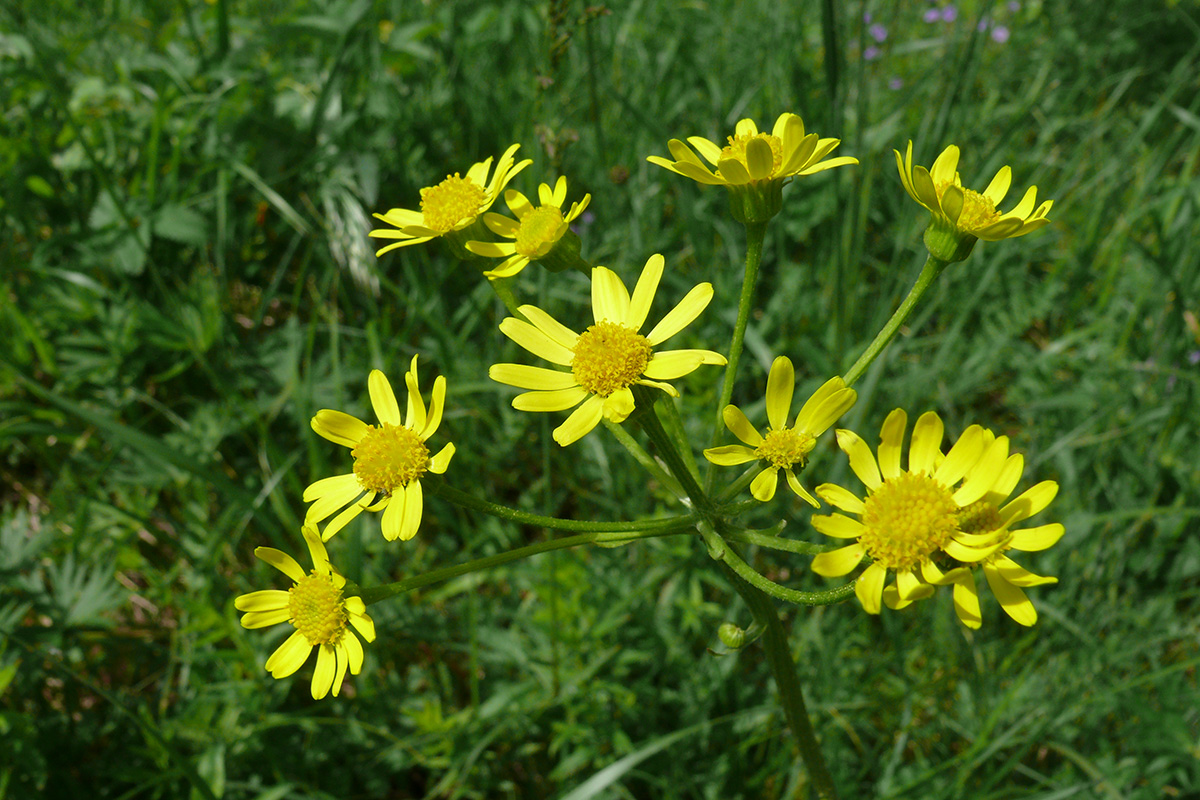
[724,180,784,225]
[922,217,979,264]
[717,622,746,649]
[534,229,588,274]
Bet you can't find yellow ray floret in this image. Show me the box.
[704,356,856,505]
[305,357,455,542]
[489,254,726,446]
[234,524,377,699]
[466,176,591,279]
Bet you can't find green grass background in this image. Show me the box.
[2,0,1199,797]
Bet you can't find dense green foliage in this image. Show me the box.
[2,0,1199,797]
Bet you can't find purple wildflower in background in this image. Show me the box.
[864,46,881,61]
[889,77,904,90]
[923,8,940,22]
[863,10,872,22]
[978,18,989,31]
[1008,0,1021,11]
[1189,351,1200,365]
[942,5,958,22]
[869,23,888,42]
[992,25,1010,43]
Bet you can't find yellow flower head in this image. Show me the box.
[937,429,1064,628]
[306,358,456,542]
[369,144,531,260]
[704,357,856,505]
[895,140,1053,262]
[809,410,1011,615]
[466,176,592,280]
[647,113,858,223]
[489,254,727,446]
[235,524,377,699]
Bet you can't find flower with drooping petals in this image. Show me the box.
[938,429,1064,627]
[306,358,455,542]
[489,254,726,446]
[648,113,858,223]
[703,357,856,505]
[466,176,591,279]
[895,140,1053,262]
[235,524,376,699]
[810,410,1009,615]
[369,144,531,260]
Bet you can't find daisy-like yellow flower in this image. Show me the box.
[235,524,376,699]
[895,140,1053,263]
[703,357,856,505]
[809,410,1010,615]
[465,176,591,280]
[489,254,726,446]
[647,112,858,223]
[369,144,531,260]
[305,357,455,542]
[939,430,1064,627]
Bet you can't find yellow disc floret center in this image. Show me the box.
[722,133,783,176]
[420,174,486,233]
[755,428,815,470]
[936,180,1000,233]
[352,423,430,494]
[955,499,1003,535]
[515,205,566,257]
[859,472,959,572]
[571,321,652,397]
[289,572,348,646]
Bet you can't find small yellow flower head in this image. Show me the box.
[306,357,456,542]
[895,141,1053,262]
[810,410,1011,616]
[704,357,856,505]
[369,144,532,260]
[489,254,727,446]
[235,524,377,699]
[934,429,1064,628]
[466,176,592,279]
[647,113,858,224]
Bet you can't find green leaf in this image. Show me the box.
[153,205,209,246]
[24,176,53,198]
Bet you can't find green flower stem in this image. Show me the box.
[489,277,528,321]
[427,479,690,533]
[842,255,948,387]
[705,221,768,490]
[724,531,833,557]
[353,524,695,606]
[715,464,765,504]
[633,389,715,516]
[721,561,841,800]
[714,534,856,606]
[603,418,687,501]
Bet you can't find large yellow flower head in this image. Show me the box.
[809,410,1010,615]
[489,254,727,446]
[703,357,856,505]
[647,112,858,223]
[895,140,1053,262]
[939,429,1064,628]
[369,144,531,260]
[306,357,455,542]
[466,176,592,280]
[235,524,377,699]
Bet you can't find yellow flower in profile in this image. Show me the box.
[466,176,591,280]
[809,410,1010,615]
[647,113,858,223]
[939,429,1064,628]
[703,357,856,505]
[895,140,1053,262]
[235,524,376,699]
[306,358,455,542]
[489,254,726,446]
[369,144,531,259]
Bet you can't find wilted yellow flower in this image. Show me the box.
[306,358,455,542]
[369,144,531,259]
[810,410,1009,615]
[466,176,591,279]
[489,254,726,446]
[648,113,857,223]
[235,524,376,699]
[895,141,1053,262]
[703,357,856,505]
[938,429,1064,627]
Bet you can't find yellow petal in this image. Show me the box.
[643,349,724,380]
[311,643,337,699]
[265,630,311,678]
[499,317,575,366]
[877,408,907,481]
[428,442,455,474]
[703,444,758,466]
[811,543,866,577]
[784,469,819,508]
[341,629,365,674]
[311,409,368,449]
[908,411,944,475]
[368,369,401,426]
[553,395,605,446]
[814,484,866,515]
[627,254,664,331]
[1008,523,1065,552]
[512,386,588,412]
[519,305,580,349]
[836,428,882,490]
[929,144,960,186]
[855,563,887,614]
[381,493,404,541]
[303,472,361,504]
[810,511,865,538]
[999,480,1059,526]
[399,480,422,541]
[750,467,780,502]
[745,136,776,180]
[403,358,426,433]
[646,282,714,345]
[952,571,982,628]
[254,546,306,583]
[235,589,290,613]
[982,564,1037,626]
[489,363,579,391]
[936,424,985,487]
[420,375,447,440]
[723,405,763,446]
[591,266,631,324]
[982,165,1011,205]
[765,356,794,431]
[239,607,292,629]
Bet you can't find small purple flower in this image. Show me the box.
[869,23,888,42]
[1008,0,1021,11]
[1188,350,1200,365]
[923,8,940,22]
[978,19,989,31]
[991,25,1010,43]
[863,10,872,22]
[942,5,958,21]
[864,46,881,61]
[888,77,904,90]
